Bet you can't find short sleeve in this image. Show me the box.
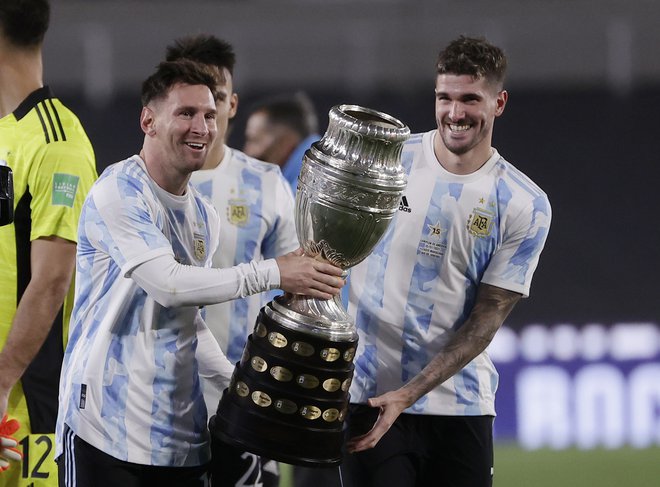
[481,194,551,297]
[82,170,174,277]
[28,136,97,243]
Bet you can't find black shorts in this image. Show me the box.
[57,425,209,487]
[341,405,494,487]
[209,433,279,487]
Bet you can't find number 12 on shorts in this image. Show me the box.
[17,434,56,486]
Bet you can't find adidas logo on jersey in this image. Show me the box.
[399,196,412,213]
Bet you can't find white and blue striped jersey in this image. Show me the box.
[348,130,551,416]
[56,155,220,467]
[189,147,298,409]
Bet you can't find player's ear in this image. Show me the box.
[495,90,508,117]
[140,107,156,136]
[229,93,239,120]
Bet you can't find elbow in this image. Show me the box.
[153,282,189,308]
[153,292,181,308]
[143,275,187,308]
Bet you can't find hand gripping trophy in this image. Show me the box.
[211,104,409,466]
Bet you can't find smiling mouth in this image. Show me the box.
[185,142,205,150]
[448,123,471,132]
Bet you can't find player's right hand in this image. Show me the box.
[275,248,345,300]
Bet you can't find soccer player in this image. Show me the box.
[0,1,97,484]
[165,34,298,487]
[55,59,344,487]
[342,36,552,487]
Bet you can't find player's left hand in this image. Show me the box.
[0,415,22,472]
[346,389,412,453]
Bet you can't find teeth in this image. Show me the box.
[187,143,204,149]
[449,124,470,132]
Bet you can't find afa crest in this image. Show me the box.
[193,234,206,260]
[467,207,495,237]
[227,200,249,227]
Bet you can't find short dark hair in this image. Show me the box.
[250,92,319,138]
[436,36,507,88]
[141,59,219,107]
[165,34,236,75]
[0,0,50,47]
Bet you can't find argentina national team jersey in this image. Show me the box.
[189,147,297,360]
[189,146,298,414]
[56,155,220,467]
[348,130,551,416]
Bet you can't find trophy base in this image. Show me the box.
[211,304,357,467]
[211,399,343,467]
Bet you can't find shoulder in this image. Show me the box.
[402,131,429,150]
[404,132,427,147]
[102,156,144,180]
[230,148,284,176]
[93,156,149,199]
[495,155,548,197]
[22,95,92,148]
[46,98,94,148]
[229,147,290,190]
[399,131,432,172]
[402,131,432,157]
[493,154,551,214]
[16,96,95,172]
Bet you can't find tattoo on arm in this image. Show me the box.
[403,284,521,404]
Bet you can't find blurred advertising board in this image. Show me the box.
[490,322,660,449]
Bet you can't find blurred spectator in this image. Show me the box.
[243,92,320,193]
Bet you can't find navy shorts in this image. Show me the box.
[57,425,209,487]
[341,404,494,487]
[209,434,279,487]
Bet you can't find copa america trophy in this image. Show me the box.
[210,104,409,466]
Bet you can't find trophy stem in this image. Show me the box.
[268,293,356,342]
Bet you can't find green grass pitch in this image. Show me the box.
[279,445,660,486]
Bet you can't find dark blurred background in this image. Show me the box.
[48,0,660,330]
[40,0,659,465]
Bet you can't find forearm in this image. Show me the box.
[0,237,75,393]
[401,284,521,406]
[0,280,70,392]
[402,323,497,406]
[130,254,280,308]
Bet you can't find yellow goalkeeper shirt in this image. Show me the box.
[0,86,97,333]
[0,86,96,486]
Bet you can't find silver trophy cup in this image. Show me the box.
[211,104,409,466]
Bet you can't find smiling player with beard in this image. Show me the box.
[340,36,552,487]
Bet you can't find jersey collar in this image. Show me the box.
[13,86,55,121]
